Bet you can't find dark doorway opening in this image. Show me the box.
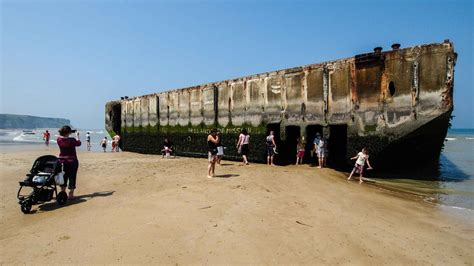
[327,125,348,169]
[305,125,323,165]
[388,81,396,96]
[266,123,281,140]
[278,126,300,165]
[111,104,121,135]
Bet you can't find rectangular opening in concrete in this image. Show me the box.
[328,125,348,169]
[111,104,121,134]
[277,125,300,165]
[266,123,281,140]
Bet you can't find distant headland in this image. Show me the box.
[0,114,71,129]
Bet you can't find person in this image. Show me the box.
[111,138,116,152]
[312,132,321,158]
[113,134,121,152]
[266,130,277,166]
[207,129,220,178]
[100,137,108,152]
[57,126,81,199]
[162,138,174,158]
[85,132,91,151]
[296,138,305,165]
[236,128,250,165]
[347,147,373,184]
[316,137,326,168]
[216,131,224,165]
[43,130,50,146]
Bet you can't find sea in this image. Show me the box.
[0,128,110,152]
[0,128,473,212]
[370,128,474,212]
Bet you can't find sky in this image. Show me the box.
[1,0,473,129]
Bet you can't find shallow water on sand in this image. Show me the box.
[0,128,111,152]
[370,129,474,211]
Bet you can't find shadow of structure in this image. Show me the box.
[373,155,471,181]
[38,191,115,211]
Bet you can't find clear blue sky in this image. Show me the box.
[1,0,472,129]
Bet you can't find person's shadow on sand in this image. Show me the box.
[36,191,115,212]
[213,174,239,178]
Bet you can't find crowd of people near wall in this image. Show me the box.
[49,124,373,199]
[199,127,373,181]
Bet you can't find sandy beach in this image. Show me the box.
[0,147,472,265]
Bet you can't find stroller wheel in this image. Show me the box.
[57,191,68,206]
[21,201,32,214]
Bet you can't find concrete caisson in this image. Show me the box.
[106,41,456,169]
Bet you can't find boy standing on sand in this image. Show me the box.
[100,137,108,152]
[347,147,373,183]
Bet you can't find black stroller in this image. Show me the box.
[17,155,68,213]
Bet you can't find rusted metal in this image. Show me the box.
[105,41,456,169]
[391,43,401,50]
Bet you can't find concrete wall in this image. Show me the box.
[106,41,456,165]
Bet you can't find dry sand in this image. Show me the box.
[0,147,473,265]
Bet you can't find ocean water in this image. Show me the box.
[1,128,473,211]
[0,128,112,152]
[370,128,474,211]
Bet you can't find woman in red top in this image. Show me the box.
[57,126,81,199]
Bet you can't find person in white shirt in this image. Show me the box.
[236,128,250,165]
[347,147,373,183]
[85,132,91,151]
[316,137,326,168]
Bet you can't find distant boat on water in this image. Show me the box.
[21,130,35,135]
[13,130,40,142]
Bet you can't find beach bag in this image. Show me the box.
[217,146,224,156]
[54,165,65,185]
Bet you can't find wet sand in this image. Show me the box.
[0,148,473,264]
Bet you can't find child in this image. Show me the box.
[316,137,326,168]
[347,147,373,183]
[111,139,116,152]
[161,138,174,158]
[162,146,172,158]
[295,138,305,165]
[100,137,108,152]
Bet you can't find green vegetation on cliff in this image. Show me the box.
[0,114,71,129]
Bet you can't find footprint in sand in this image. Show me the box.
[58,235,71,241]
[43,250,55,257]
